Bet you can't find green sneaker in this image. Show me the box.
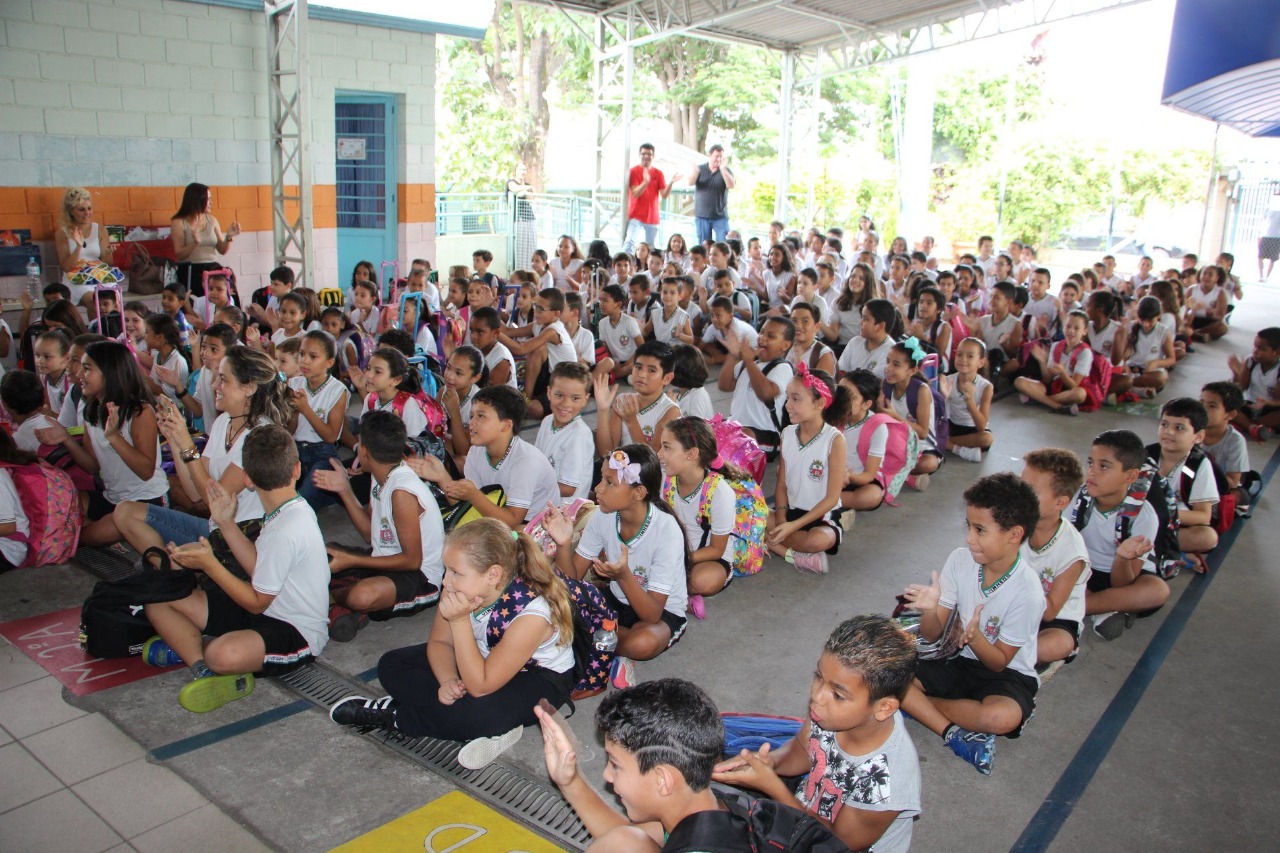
[178,672,255,713]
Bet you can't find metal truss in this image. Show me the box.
[266,0,315,285]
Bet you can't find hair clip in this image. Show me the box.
[608,449,642,485]
[901,336,927,365]
[794,361,832,409]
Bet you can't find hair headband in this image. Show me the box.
[608,449,642,485]
[795,361,832,409]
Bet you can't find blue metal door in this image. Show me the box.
[336,94,396,295]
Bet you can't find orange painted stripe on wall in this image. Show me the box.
[0,184,436,241]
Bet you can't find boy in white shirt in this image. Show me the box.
[594,284,645,383]
[836,299,896,380]
[534,363,595,503]
[1151,398,1220,571]
[313,411,445,642]
[719,316,794,451]
[143,426,331,713]
[497,288,577,419]
[0,370,55,453]
[699,296,758,366]
[563,292,597,367]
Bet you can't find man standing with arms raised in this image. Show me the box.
[625,143,671,254]
[687,144,735,245]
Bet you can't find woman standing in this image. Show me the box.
[56,188,117,309]
[170,183,240,298]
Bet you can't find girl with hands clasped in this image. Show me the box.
[544,444,690,687]
[36,341,168,546]
[289,330,348,508]
[328,520,576,771]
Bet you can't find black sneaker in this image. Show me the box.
[330,695,397,730]
[328,605,369,643]
[1092,611,1128,641]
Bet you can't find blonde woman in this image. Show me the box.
[56,187,116,309]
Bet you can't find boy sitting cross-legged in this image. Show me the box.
[712,615,921,852]
[1151,397,1220,572]
[143,425,330,713]
[312,411,446,642]
[594,340,679,456]
[899,473,1046,775]
[1199,382,1261,517]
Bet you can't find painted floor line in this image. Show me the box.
[1009,441,1280,852]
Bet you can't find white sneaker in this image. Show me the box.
[953,446,982,463]
[839,509,856,532]
[457,726,524,770]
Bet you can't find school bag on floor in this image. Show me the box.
[663,788,850,853]
[0,460,79,568]
[1070,464,1182,579]
[79,548,197,658]
[1144,442,1237,535]
[661,471,768,577]
[709,414,766,483]
[882,376,949,451]
[1049,340,1113,412]
[854,413,920,503]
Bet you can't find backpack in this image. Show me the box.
[663,789,850,853]
[882,376,949,451]
[854,412,920,503]
[335,328,369,374]
[381,385,447,441]
[734,287,760,325]
[709,414,766,483]
[721,712,805,755]
[662,471,769,577]
[317,287,345,307]
[1144,443,1237,536]
[440,485,506,531]
[78,548,198,658]
[0,460,80,567]
[486,573,618,698]
[1049,341,1112,412]
[759,357,792,439]
[1070,466,1182,579]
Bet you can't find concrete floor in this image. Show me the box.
[2,285,1279,852]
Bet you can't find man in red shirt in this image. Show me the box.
[625,143,671,254]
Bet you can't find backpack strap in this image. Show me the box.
[760,358,789,432]
[485,576,539,671]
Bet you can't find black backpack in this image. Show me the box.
[1144,442,1236,533]
[79,548,197,658]
[1070,463,1181,580]
[663,789,850,853]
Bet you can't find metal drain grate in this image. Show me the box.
[278,662,591,849]
[73,546,140,581]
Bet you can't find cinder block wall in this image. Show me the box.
[0,0,436,297]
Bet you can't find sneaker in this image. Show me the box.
[141,636,183,668]
[1249,424,1274,441]
[329,695,398,729]
[907,473,930,492]
[839,508,857,532]
[943,725,995,775]
[1092,611,1127,641]
[1057,404,1079,416]
[953,446,982,463]
[457,726,523,770]
[328,605,369,643]
[609,656,635,689]
[178,672,255,713]
[1036,659,1065,683]
[688,594,707,620]
[791,550,829,574]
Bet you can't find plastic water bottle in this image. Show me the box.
[25,256,40,298]
[593,619,618,653]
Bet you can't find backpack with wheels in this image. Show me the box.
[78,548,197,658]
[0,460,80,568]
[663,789,850,853]
[662,471,768,577]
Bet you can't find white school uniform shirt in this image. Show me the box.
[149,348,190,408]
[570,325,596,365]
[946,374,992,429]
[702,317,758,350]
[541,319,577,369]
[576,506,688,619]
[364,391,429,441]
[481,342,519,389]
[463,437,559,522]
[788,340,833,372]
[1075,488,1159,576]
[649,305,689,345]
[598,314,643,363]
[549,257,583,289]
[371,462,445,586]
[349,307,379,337]
[414,324,438,357]
[1020,519,1091,625]
[665,252,692,273]
[534,415,595,503]
[271,327,306,347]
[843,413,888,477]
[470,595,574,672]
[1087,321,1121,365]
[204,413,271,527]
[670,386,714,420]
[978,313,1017,351]
[1186,285,1223,319]
[0,468,30,566]
[1164,453,1219,512]
[730,358,792,436]
[1101,273,1123,292]
[287,375,347,443]
[669,473,736,563]
[887,383,937,452]
[837,335,895,379]
[1130,273,1157,291]
[1025,293,1058,333]
[1053,341,1093,379]
[1157,312,1178,337]
[57,388,83,428]
[87,414,168,504]
[815,284,841,318]
[191,367,217,427]
[619,393,679,446]
[1245,359,1280,405]
[763,270,794,309]
[457,385,480,427]
[781,422,840,520]
[12,415,53,453]
[1127,323,1170,369]
[253,497,330,658]
[938,546,1045,681]
[43,373,73,420]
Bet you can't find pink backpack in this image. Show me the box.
[710,414,766,483]
[854,413,920,503]
[371,390,448,439]
[1049,341,1113,412]
[0,460,80,567]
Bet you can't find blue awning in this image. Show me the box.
[1162,0,1280,137]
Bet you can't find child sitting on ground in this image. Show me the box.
[144,425,329,713]
[1077,430,1171,641]
[595,340,679,455]
[168,323,235,434]
[718,316,795,452]
[768,366,848,574]
[881,338,942,489]
[562,291,597,368]
[945,337,993,462]
[899,473,1045,775]
[1151,397,1220,572]
[313,411,445,642]
[1085,290,1132,400]
[190,272,235,333]
[836,298,897,379]
[1122,296,1175,399]
[667,343,714,420]
[34,329,74,413]
[713,615,921,852]
[1200,382,1261,516]
[594,284,645,382]
[1228,326,1280,441]
[534,362,595,503]
[838,369,896,523]
[468,307,517,389]
[0,371,54,452]
[646,276,693,346]
[329,519,576,769]
[545,444,689,686]
[1014,310,1092,416]
[442,345,486,460]
[288,330,349,508]
[498,288,577,420]
[275,336,302,381]
[1020,449,1091,669]
[247,265,294,331]
[698,295,757,366]
[143,314,189,408]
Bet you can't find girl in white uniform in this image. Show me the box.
[289,331,349,509]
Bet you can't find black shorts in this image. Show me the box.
[331,566,440,620]
[785,507,841,554]
[1040,617,1081,653]
[1191,315,1217,330]
[947,422,991,442]
[86,492,166,523]
[1241,403,1280,421]
[916,655,1037,735]
[603,587,687,647]
[202,584,314,676]
[1259,236,1280,262]
[1086,570,1162,617]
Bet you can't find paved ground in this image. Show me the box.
[2,284,1279,852]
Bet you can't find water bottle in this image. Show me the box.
[593,619,618,653]
[26,256,40,298]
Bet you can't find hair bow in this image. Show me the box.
[794,361,832,409]
[901,336,927,365]
[609,449,642,485]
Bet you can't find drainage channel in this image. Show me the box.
[74,546,141,582]
[278,662,591,850]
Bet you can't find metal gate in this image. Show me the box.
[1228,178,1280,264]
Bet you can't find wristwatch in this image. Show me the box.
[179,446,201,462]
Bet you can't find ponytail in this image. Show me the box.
[512,531,574,649]
[371,346,423,396]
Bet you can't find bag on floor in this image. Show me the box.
[663,789,850,853]
[0,460,80,567]
[661,471,768,577]
[709,414,766,483]
[79,548,197,658]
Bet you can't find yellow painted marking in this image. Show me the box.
[331,790,565,852]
